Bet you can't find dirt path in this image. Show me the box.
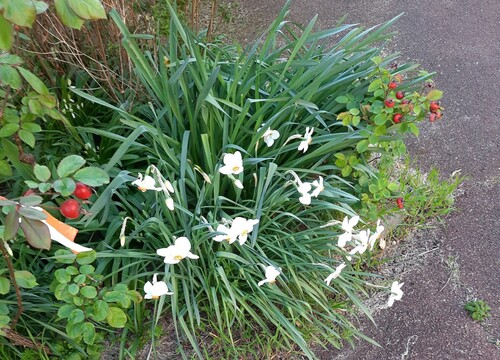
[218,0,500,358]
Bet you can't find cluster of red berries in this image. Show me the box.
[385,80,406,124]
[428,101,443,122]
[59,183,92,219]
[396,197,404,209]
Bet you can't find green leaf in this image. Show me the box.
[57,155,86,178]
[28,99,43,115]
[17,67,49,95]
[4,209,19,241]
[57,304,76,319]
[67,0,106,20]
[82,322,96,345]
[368,78,382,92]
[106,307,127,328]
[18,207,46,220]
[79,265,95,275]
[65,266,79,276]
[38,94,57,109]
[68,283,79,295]
[0,123,20,138]
[341,165,352,177]
[73,167,110,186]
[19,195,42,206]
[371,56,383,65]
[127,290,142,304]
[349,108,360,116]
[76,250,97,265]
[0,302,9,315]
[0,16,13,50]
[18,129,35,148]
[0,277,10,295]
[3,0,37,27]
[373,113,386,126]
[14,270,38,289]
[408,123,419,136]
[102,291,124,303]
[19,217,50,250]
[80,286,97,299]
[21,122,42,133]
[73,274,86,285]
[0,160,12,176]
[356,140,369,153]
[34,164,51,182]
[114,284,128,293]
[24,181,39,188]
[0,54,23,65]
[38,182,51,193]
[91,300,109,322]
[34,1,49,14]
[68,308,84,324]
[66,322,83,339]
[426,89,443,101]
[0,64,21,89]
[387,182,399,192]
[55,268,71,284]
[334,95,349,104]
[54,0,85,29]
[374,125,387,136]
[53,178,76,196]
[54,249,76,264]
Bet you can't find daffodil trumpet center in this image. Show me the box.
[174,255,184,260]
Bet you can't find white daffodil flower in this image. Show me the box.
[350,229,370,256]
[262,128,280,147]
[296,179,313,205]
[132,173,162,192]
[387,281,404,307]
[337,215,360,248]
[212,224,238,244]
[369,219,385,250]
[219,151,244,175]
[230,217,259,245]
[324,263,346,286]
[258,266,281,286]
[165,198,175,211]
[156,237,199,264]
[144,273,173,299]
[234,179,244,189]
[311,176,324,198]
[297,127,314,153]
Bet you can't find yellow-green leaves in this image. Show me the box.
[55,0,106,30]
[0,16,13,51]
[2,0,37,27]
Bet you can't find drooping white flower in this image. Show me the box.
[212,224,238,244]
[311,176,324,198]
[132,173,162,192]
[165,198,175,211]
[387,281,404,307]
[257,266,281,286]
[262,128,280,147]
[234,179,244,189]
[337,215,360,248]
[295,178,313,205]
[144,273,173,299]
[119,217,131,247]
[230,217,259,245]
[219,151,244,175]
[351,229,370,255]
[156,237,199,264]
[297,127,314,153]
[324,263,346,286]
[369,219,385,250]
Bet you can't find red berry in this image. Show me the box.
[429,101,440,113]
[396,91,405,100]
[60,199,81,219]
[393,113,403,123]
[73,182,93,200]
[385,99,395,108]
[429,113,437,122]
[388,81,398,89]
[396,197,404,209]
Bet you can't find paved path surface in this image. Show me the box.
[226,1,500,359]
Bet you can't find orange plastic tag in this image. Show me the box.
[41,209,78,242]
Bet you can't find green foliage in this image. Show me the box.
[51,250,142,357]
[464,299,491,322]
[55,2,445,358]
